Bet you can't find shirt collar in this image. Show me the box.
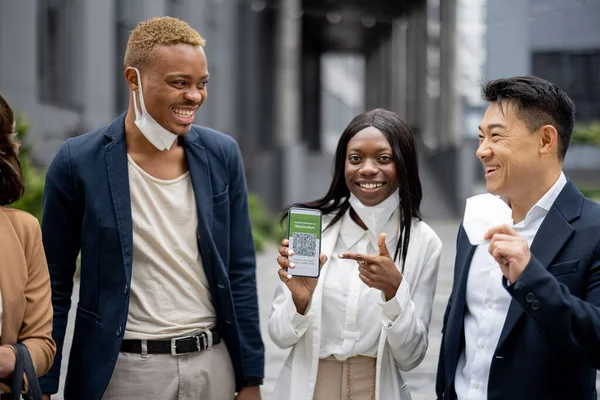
[340,208,400,251]
[518,171,567,227]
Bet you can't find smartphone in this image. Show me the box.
[287,207,322,278]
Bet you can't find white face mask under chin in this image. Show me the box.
[132,67,179,151]
[348,189,400,237]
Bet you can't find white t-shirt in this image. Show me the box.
[124,155,216,340]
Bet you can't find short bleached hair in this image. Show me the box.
[124,16,206,69]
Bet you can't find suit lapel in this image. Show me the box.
[181,130,222,293]
[182,131,213,231]
[445,229,476,375]
[104,116,133,283]
[496,181,580,349]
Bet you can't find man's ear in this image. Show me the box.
[539,124,559,157]
[124,67,139,91]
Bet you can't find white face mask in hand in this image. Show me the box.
[348,189,400,237]
[463,193,512,245]
[131,67,178,151]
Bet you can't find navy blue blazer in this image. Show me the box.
[38,114,264,399]
[436,181,600,400]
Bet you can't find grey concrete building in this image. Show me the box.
[484,0,600,187]
[0,0,467,218]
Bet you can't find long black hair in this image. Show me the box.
[283,108,423,267]
[0,93,24,206]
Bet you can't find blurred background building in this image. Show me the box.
[483,0,600,192]
[0,0,599,219]
[2,1,599,398]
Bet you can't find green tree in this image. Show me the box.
[248,192,285,251]
[571,121,600,147]
[11,116,46,221]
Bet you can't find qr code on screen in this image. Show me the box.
[292,232,317,257]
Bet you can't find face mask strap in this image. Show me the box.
[132,68,148,119]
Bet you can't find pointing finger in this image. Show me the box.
[338,252,377,263]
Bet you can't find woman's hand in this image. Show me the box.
[339,233,403,300]
[0,345,16,379]
[277,238,327,314]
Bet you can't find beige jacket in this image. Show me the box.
[0,206,56,393]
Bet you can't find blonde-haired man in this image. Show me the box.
[39,16,264,400]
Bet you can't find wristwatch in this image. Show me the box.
[244,377,264,386]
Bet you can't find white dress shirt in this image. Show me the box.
[455,172,567,399]
[291,209,403,360]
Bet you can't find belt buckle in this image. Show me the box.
[200,332,208,350]
[171,334,206,356]
[170,335,193,356]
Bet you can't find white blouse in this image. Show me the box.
[293,209,404,360]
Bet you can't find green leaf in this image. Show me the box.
[571,121,600,147]
[11,115,46,222]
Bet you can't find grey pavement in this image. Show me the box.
[54,219,599,399]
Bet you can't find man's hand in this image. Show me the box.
[0,346,16,378]
[339,233,403,300]
[42,394,51,400]
[485,224,531,282]
[236,385,261,400]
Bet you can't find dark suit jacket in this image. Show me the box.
[436,181,600,400]
[38,114,264,399]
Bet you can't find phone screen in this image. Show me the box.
[287,207,322,278]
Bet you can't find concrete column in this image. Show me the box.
[210,0,240,137]
[57,1,84,110]
[366,41,387,110]
[81,0,116,129]
[365,49,377,110]
[391,19,409,119]
[422,5,440,150]
[238,3,262,154]
[275,0,302,148]
[438,0,461,148]
[403,3,432,142]
[411,4,428,137]
[381,36,393,110]
[185,0,216,128]
[301,51,321,151]
[275,0,303,206]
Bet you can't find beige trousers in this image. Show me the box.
[101,342,235,400]
[313,355,376,400]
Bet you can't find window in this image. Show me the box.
[38,0,81,109]
[532,50,600,122]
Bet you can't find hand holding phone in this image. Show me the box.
[276,239,327,314]
[275,207,326,314]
